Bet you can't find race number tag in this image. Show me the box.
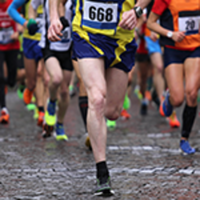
[61,27,71,43]
[83,0,118,29]
[0,27,14,44]
[36,13,44,33]
[178,11,200,35]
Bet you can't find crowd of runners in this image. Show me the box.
[0,0,200,196]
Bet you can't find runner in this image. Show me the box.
[8,0,46,127]
[0,0,20,124]
[147,0,200,154]
[48,0,150,196]
[33,0,73,140]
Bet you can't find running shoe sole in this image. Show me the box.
[94,189,115,197]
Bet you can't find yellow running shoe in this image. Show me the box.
[45,101,56,126]
[54,123,68,141]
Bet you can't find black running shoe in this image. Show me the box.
[140,102,147,116]
[151,89,160,109]
[94,177,114,197]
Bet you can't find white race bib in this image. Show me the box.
[179,16,200,35]
[83,0,118,29]
[36,13,44,33]
[61,27,71,43]
[0,27,14,44]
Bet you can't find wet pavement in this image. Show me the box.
[1,89,200,200]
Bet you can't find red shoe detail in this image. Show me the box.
[0,109,9,124]
[4,86,8,94]
[121,109,131,120]
[145,90,152,102]
[168,111,180,128]
[37,111,44,127]
[159,96,165,117]
[23,88,34,105]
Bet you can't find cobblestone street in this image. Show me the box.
[1,90,200,200]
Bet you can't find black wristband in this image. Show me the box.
[60,16,69,30]
[133,6,143,18]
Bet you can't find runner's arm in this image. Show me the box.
[7,0,27,27]
[119,0,151,30]
[48,0,68,41]
[147,0,185,42]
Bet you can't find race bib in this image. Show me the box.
[36,13,44,33]
[178,11,200,35]
[61,27,71,43]
[82,0,118,30]
[0,27,14,44]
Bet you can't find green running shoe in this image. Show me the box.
[26,103,36,111]
[123,93,131,110]
[94,177,114,197]
[106,119,116,129]
[17,85,25,100]
[33,106,39,119]
[45,101,56,126]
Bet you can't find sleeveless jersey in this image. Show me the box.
[72,0,135,40]
[22,0,43,41]
[38,0,72,51]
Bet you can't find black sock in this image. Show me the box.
[0,83,6,108]
[96,161,109,184]
[181,104,197,139]
[50,99,56,104]
[38,106,44,113]
[79,96,88,131]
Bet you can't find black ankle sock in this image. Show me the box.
[79,96,88,131]
[38,106,44,112]
[96,161,109,184]
[181,104,197,139]
[50,99,57,104]
[0,83,6,108]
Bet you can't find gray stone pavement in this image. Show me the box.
[1,89,200,200]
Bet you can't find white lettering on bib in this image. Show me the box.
[0,27,14,44]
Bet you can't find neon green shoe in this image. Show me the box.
[45,101,56,126]
[33,106,39,119]
[26,103,36,111]
[55,123,68,141]
[134,86,143,100]
[17,85,25,100]
[106,119,116,129]
[31,96,36,103]
[123,93,131,110]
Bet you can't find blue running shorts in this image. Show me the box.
[144,36,162,55]
[23,38,43,63]
[163,46,200,68]
[72,32,137,72]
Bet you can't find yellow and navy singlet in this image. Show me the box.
[23,0,43,41]
[72,0,135,40]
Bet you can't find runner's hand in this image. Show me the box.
[27,19,39,35]
[172,31,185,42]
[119,9,137,30]
[48,18,63,41]
[10,32,19,40]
